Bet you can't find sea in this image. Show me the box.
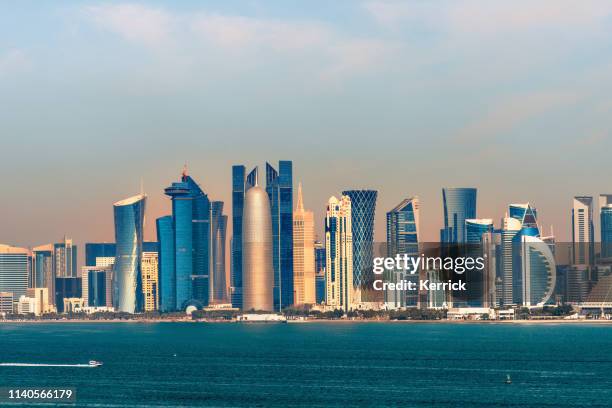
[0,322,611,407]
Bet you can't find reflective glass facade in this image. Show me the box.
[465,219,493,243]
[156,215,175,312]
[231,165,245,309]
[85,243,116,266]
[266,161,294,311]
[602,206,612,259]
[210,201,227,303]
[342,190,377,290]
[509,203,540,237]
[441,188,477,243]
[113,194,146,313]
[0,245,30,302]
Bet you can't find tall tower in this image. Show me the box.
[386,197,420,308]
[156,215,175,312]
[113,193,146,313]
[231,165,246,310]
[54,237,77,278]
[242,170,274,312]
[210,201,228,304]
[600,194,612,259]
[341,190,376,300]
[572,196,594,265]
[266,161,294,311]
[141,251,159,312]
[441,188,477,243]
[293,183,315,306]
[500,216,521,306]
[325,195,353,311]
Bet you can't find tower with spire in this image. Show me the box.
[292,182,316,305]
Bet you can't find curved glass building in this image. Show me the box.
[242,176,274,312]
[441,188,477,243]
[465,218,493,244]
[113,194,146,313]
[521,235,556,306]
[342,190,377,295]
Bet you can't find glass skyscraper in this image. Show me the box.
[342,190,377,296]
[156,215,175,312]
[441,188,477,243]
[465,219,494,243]
[54,237,77,278]
[600,194,612,259]
[113,193,146,313]
[520,235,556,306]
[572,196,594,265]
[163,169,211,310]
[231,165,246,310]
[0,244,30,303]
[266,161,294,311]
[85,243,116,267]
[32,244,55,307]
[315,241,326,304]
[509,203,539,237]
[210,201,228,304]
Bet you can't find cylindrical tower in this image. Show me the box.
[242,184,273,312]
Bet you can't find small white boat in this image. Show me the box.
[505,374,512,384]
[89,360,103,367]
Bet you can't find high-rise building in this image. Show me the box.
[599,194,612,259]
[85,243,116,266]
[231,165,246,310]
[141,251,159,312]
[266,161,294,311]
[465,219,494,243]
[315,241,326,304]
[441,188,477,243]
[242,170,274,312]
[113,193,146,313]
[163,167,211,310]
[386,197,420,309]
[0,292,13,314]
[462,219,494,308]
[54,237,77,278]
[500,217,522,306]
[520,235,556,306]
[32,244,55,306]
[509,203,540,237]
[325,195,353,311]
[156,216,175,312]
[54,277,82,313]
[0,245,31,308]
[293,183,315,306]
[81,266,113,308]
[341,190,376,300]
[210,201,228,304]
[26,287,53,315]
[572,196,594,265]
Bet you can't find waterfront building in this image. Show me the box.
[315,241,326,304]
[520,235,556,306]
[210,201,228,304]
[156,216,175,312]
[162,167,211,310]
[17,295,38,315]
[0,292,13,314]
[231,165,246,310]
[113,193,146,313]
[242,169,274,312]
[325,195,353,311]
[599,194,612,259]
[54,237,77,278]
[293,183,315,306]
[26,288,53,315]
[55,277,82,312]
[440,188,477,243]
[141,251,159,312]
[0,245,30,305]
[266,161,294,311]
[386,197,420,309]
[32,244,55,306]
[500,217,522,306]
[572,196,594,265]
[341,190,376,300]
[81,266,113,308]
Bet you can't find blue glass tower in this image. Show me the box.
[601,195,612,259]
[441,188,477,243]
[85,243,116,266]
[342,190,377,290]
[509,203,540,237]
[113,194,146,313]
[465,219,494,243]
[231,165,246,310]
[210,201,228,303]
[156,216,175,312]
[266,161,293,311]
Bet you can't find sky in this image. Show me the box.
[1,0,612,251]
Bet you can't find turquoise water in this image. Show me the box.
[0,322,611,407]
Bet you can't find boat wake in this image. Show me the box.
[1,361,102,368]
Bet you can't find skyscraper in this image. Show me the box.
[32,244,55,306]
[465,219,494,243]
[231,165,246,310]
[54,237,77,278]
[85,243,116,267]
[0,244,31,306]
[315,241,326,304]
[242,170,274,312]
[210,201,228,304]
[500,217,522,306]
[325,195,353,311]
[464,219,494,307]
[266,161,294,311]
[572,196,594,265]
[113,193,146,313]
[509,203,540,237]
[293,183,315,306]
[441,188,477,243]
[81,265,113,308]
[163,167,211,310]
[520,235,556,306]
[341,190,376,300]
[386,197,420,308]
[141,251,159,312]
[599,194,612,259]
[156,215,175,312]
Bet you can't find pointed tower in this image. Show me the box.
[293,182,316,306]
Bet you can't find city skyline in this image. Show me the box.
[2,1,612,249]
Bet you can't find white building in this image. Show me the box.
[293,183,316,306]
[572,196,594,265]
[325,195,354,311]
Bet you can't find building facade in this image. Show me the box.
[572,196,594,265]
[54,237,77,278]
[325,195,353,311]
[210,201,228,304]
[141,251,159,312]
[441,188,477,243]
[293,183,315,306]
[156,216,175,312]
[81,266,113,308]
[0,245,30,307]
[601,194,612,259]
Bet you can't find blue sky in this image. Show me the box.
[1,0,612,247]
